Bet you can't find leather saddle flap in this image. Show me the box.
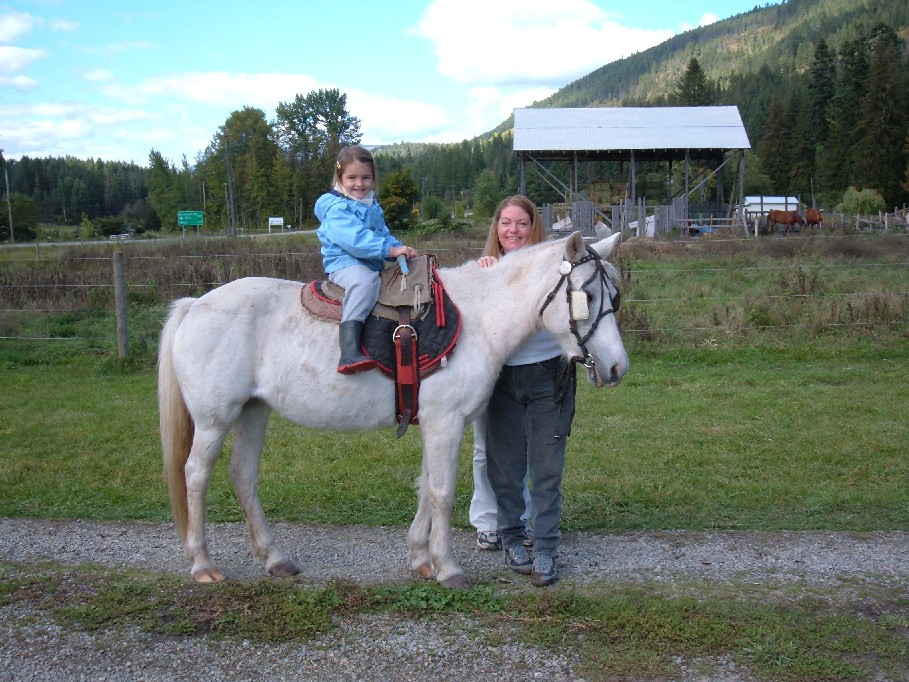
[321,255,434,320]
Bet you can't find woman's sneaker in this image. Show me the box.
[531,554,558,587]
[522,521,533,547]
[504,545,533,575]
[476,530,502,551]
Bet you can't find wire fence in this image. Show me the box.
[0,232,907,346]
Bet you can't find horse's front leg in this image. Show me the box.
[408,450,433,581]
[230,402,299,577]
[408,418,470,589]
[184,425,229,582]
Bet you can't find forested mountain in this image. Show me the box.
[2,0,908,241]
[513,0,909,113]
[485,0,909,207]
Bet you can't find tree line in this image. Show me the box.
[1,20,907,242]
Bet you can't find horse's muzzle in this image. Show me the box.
[588,359,627,388]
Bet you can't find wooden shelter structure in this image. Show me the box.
[512,106,752,235]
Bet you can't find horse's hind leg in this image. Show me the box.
[230,400,299,578]
[185,425,231,582]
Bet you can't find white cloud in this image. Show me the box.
[412,0,672,87]
[82,40,154,56]
[50,18,80,32]
[0,10,35,43]
[346,90,450,144]
[680,13,722,32]
[0,45,48,74]
[99,71,321,107]
[0,73,37,87]
[82,68,116,82]
[460,85,555,136]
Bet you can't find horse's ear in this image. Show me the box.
[591,232,621,259]
[565,231,585,261]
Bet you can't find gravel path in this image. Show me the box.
[2,519,907,681]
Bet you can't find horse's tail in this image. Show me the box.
[158,298,196,545]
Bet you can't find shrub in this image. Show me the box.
[835,187,886,215]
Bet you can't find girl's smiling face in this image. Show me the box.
[339,160,374,200]
[496,205,533,254]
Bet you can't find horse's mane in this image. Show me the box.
[437,238,560,338]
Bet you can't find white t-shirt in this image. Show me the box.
[505,328,562,366]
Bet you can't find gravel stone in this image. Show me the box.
[1,518,907,681]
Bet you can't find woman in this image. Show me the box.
[473,195,576,587]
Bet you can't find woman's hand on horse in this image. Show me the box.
[477,256,499,268]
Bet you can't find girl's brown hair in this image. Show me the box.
[481,195,547,258]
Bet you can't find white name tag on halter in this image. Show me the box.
[570,290,589,320]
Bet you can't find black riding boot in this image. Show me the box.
[337,320,376,375]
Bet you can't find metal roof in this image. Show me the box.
[513,106,751,153]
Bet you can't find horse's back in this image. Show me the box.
[169,277,398,430]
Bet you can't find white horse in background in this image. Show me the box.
[158,231,629,588]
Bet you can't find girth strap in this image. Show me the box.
[394,308,420,437]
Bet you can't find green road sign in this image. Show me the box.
[177,210,204,226]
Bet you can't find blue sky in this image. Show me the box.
[0,1,777,165]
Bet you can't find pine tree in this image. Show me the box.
[817,31,869,195]
[852,25,908,207]
[807,39,837,153]
[787,91,814,199]
[760,96,791,193]
[675,57,715,106]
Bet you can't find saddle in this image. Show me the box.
[300,255,461,437]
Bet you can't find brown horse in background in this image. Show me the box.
[767,210,805,234]
[805,208,823,230]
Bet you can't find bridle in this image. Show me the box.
[538,245,621,372]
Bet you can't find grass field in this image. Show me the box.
[1,228,908,680]
[1,229,906,530]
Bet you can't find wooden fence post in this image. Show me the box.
[112,249,128,357]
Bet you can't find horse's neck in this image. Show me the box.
[441,259,545,365]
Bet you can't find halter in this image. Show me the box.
[538,245,621,372]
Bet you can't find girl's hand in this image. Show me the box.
[476,256,499,268]
[390,245,418,259]
[388,245,420,258]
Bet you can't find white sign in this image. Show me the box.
[268,216,284,226]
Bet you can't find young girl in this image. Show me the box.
[315,146,418,374]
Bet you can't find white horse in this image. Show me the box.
[158,231,629,588]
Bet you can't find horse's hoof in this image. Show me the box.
[412,562,433,580]
[440,574,471,590]
[192,567,226,583]
[268,560,300,578]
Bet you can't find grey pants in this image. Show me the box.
[328,263,381,323]
[485,356,576,557]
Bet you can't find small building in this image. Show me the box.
[739,196,802,217]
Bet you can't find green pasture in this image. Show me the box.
[0,338,906,529]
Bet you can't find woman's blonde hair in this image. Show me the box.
[481,195,547,258]
[332,145,377,188]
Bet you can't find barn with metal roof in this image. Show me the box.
[512,106,752,235]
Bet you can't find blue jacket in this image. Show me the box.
[315,191,402,273]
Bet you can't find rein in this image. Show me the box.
[538,245,620,373]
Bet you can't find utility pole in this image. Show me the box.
[1,149,12,243]
[223,134,238,237]
[420,177,426,221]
